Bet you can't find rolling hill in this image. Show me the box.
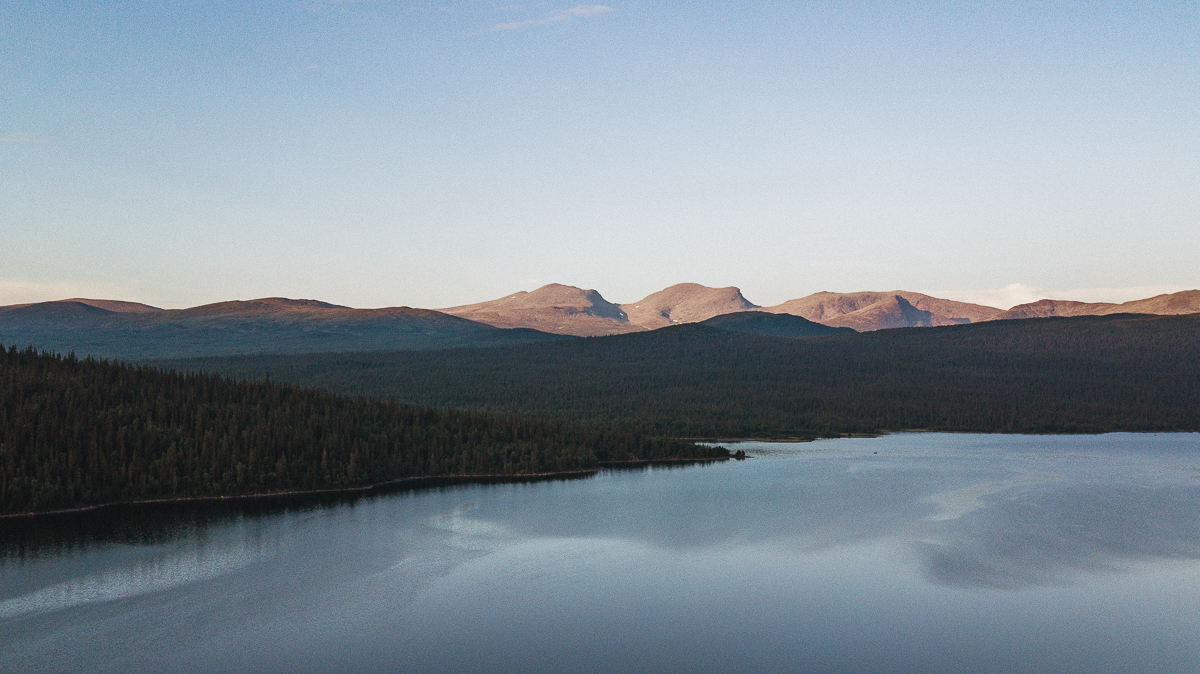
[0,298,566,360]
[698,311,855,338]
[1002,290,1200,319]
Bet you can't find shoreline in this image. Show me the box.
[597,457,731,467]
[1,456,730,520]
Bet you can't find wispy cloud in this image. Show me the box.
[489,5,614,31]
[0,133,46,143]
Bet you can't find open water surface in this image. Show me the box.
[3,433,1200,673]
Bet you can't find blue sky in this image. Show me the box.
[2,1,1197,308]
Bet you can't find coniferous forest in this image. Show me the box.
[6,313,1200,516]
[0,346,719,515]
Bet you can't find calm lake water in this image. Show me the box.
[3,433,1200,673]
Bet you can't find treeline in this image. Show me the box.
[162,314,1200,437]
[0,347,719,515]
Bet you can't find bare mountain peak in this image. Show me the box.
[520,284,618,309]
[764,290,1002,331]
[439,282,759,336]
[621,283,758,330]
[440,284,630,336]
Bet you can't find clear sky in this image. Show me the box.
[2,1,1197,309]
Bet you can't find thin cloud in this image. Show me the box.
[0,133,46,143]
[934,284,1047,310]
[489,5,614,31]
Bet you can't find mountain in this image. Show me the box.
[441,284,636,336]
[763,291,1005,331]
[1002,290,1200,319]
[442,282,761,336]
[698,311,855,338]
[0,298,566,360]
[620,283,758,330]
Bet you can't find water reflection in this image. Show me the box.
[0,492,366,561]
[915,482,1200,589]
[0,536,265,620]
[2,434,1199,674]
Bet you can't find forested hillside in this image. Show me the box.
[163,314,1200,438]
[0,347,718,515]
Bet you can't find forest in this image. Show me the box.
[0,346,721,515]
[162,314,1200,438]
[7,313,1198,515]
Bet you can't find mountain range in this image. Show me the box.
[2,284,1198,359]
[445,283,1200,336]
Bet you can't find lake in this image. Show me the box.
[3,433,1200,673]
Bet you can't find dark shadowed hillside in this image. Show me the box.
[161,314,1200,438]
[698,311,855,338]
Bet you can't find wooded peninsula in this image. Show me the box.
[0,346,721,516]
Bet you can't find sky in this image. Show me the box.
[2,1,1197,309]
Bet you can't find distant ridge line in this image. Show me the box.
[3,287,1198,349]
